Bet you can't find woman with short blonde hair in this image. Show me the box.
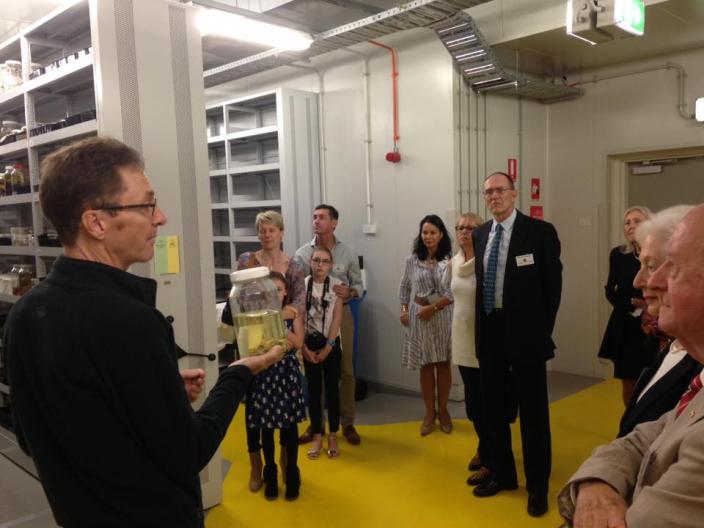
[599,205,653,406]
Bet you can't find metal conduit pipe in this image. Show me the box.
[287,63,329,200]
[457,72,464,214]
[572,62,694,120]
[368,40,400,153]
[341,48,374,225]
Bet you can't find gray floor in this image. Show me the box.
[0,371,601,527]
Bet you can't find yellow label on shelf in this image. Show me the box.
[154,235,181,275]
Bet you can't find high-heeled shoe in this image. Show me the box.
[438,410,453,434]
[327,433,340,458]
[307,434,323,460]
[420,416,435,436]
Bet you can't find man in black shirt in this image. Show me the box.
[5,137,282,527]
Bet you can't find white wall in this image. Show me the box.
[547,47,704,377]
[205,25,704,387]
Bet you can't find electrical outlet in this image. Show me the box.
[362,224,377,235]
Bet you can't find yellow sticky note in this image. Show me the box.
[166,235,180,274]
[154,235,180,275]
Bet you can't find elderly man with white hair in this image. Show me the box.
[559,204,704,528]
[616,205,702,437]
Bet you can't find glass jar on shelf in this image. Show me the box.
[15,263,34,297]
[10,163,29,194]
[3,60,22,90]
[8,263,21,296]
[0,166,10,197]
[10,227,31,246]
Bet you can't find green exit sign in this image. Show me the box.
[615,0,645,36]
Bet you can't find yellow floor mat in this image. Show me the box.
[206,379,622,527]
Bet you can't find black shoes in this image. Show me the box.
[472,479,518,498]
[285,466,300,501]
[468,452,482,472]
[527,493,548,517]
[466,467,491,486]
[343,425,361,445]
[263,464,278,500]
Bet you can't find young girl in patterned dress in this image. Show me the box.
[246,271,306,500]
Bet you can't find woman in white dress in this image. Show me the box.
[399,214,454,436]
[448,212,491,485]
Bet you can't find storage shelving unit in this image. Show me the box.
[205,88,321,301]
[0,0,229,509]
[0,0,96,298]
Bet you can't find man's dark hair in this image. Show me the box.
[485,171,515,190]
[39,137,144,246]
[314,204,339,221]
[413,214,452,261]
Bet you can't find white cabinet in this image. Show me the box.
[206,88,321,301]
[0,0,96,291]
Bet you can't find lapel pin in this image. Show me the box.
[689,410,696,419]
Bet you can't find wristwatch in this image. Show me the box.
[326,338,336,347]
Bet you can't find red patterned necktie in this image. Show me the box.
[676,374,703,418]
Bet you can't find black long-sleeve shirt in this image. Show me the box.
[5,256,251,527]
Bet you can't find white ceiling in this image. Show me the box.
[2,0,704,82]
[0,0,68,45]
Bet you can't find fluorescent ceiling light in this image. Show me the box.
[197,8,313,52]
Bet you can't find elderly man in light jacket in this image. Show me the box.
[559,204,704,528]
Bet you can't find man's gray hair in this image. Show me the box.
[635,205,695,249]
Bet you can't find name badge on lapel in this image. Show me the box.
[516,254,534,267]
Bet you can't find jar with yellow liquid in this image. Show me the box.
[228,266,286,357]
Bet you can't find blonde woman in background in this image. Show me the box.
[598,205,653,406]
[220,210,305,493]
[448,212,490,484]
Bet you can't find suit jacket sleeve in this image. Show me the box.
[542,222,562,335]
[604,247,620,307]
[558,413,668,524]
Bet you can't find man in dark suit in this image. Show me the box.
[470,172,562,517]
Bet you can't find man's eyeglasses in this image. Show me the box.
[483,187,511,197]
[455,225,475,232]
[311,257,331,265]
[98,199,158,217]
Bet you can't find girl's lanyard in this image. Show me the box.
[306,276,330,333]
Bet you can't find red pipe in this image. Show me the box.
[368,40,400,147]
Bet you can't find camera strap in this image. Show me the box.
[306,275,330,334]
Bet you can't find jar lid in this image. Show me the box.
[230,266,269,283]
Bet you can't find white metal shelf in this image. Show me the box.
[0,194,33,207]
[228,162,279,175]
[0,139,29,159]
[212,236,230,243]
[29,120,97,148]
[214,268,231,275]
[26,54,93,95]
[211,204,228,210]
[232,236,259,243]
[207,125,278,145]
[36,247,63,257]
[227,125,277,142]
[0,86,25,114]
[0,246,35,256]
[209,169,227,177]
[231,199,281,209]
[0,381,10,395]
